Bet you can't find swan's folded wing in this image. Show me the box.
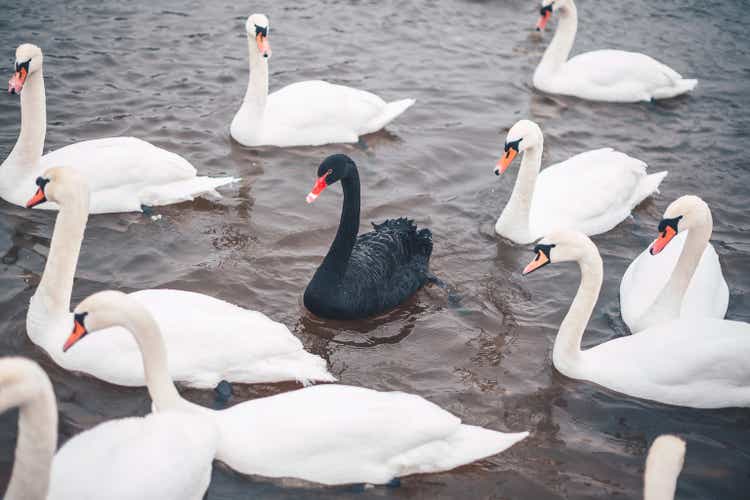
[216,384,525,485]
[41,137,196,193]
[48,411,217,500]
[562,50,678,90]
[533,148,646,235]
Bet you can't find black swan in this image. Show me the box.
[304,154,433,320]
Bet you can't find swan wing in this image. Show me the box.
[530,148,649,237]
[215,384,527,485]
[48,411,217,500]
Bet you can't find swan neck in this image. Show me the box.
[6,69,46,167]
[243,42,268,119]
[321,169,361,277]
[498,143,542,241]
[553,248,602,375]
[537,2,578,78]
[124,308,183,410]
[36,193,89,314]
[5,380,57,500]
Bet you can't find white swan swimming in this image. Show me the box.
[25,167,334,388]
[64,290,529,486]
[0,357,218,500]
[230,14,415,147]
[523,231,750,408]
[620,196,728,332]
[493,119,666,244]
[533,0,698,102]
[2,43,238,214]
[644,435,686,500]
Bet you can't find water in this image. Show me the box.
[0,0,748,498]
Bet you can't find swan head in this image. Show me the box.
[536,0,571,31]
[8,43,42,95]
[246,13,271,59]
[64,290,132,352]
[522,230,596,274]
[306,154,356,204]
[494,119,543,176]
[650,195,711,255]
[0,358,50,413]
[25,167,90,209]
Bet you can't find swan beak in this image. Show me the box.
[495,148,517,176]
[63,316,88,352]
[306,173,328,204]
[8,66,27,95]
[536,6,553,31]
[25,187,47,208]
[650,226,677,255]
[523,250,550,275]
[256,33,271,58]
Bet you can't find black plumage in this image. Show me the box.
[304,154,433,320]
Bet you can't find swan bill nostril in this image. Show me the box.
[495,148,517,175]
[649,225,677,256]
[63,318,88,352]
[25,187,47,208]
[522,250,550,275]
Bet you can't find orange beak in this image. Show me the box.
[523,250,550,275]
[650,226,677,255]
[25,187,47,208]
[8,66,27,94]
[536,6,553,31]
[495,148,518,176]
[306,170,330,203]
[63,317,88,352]
[256,33,271,58]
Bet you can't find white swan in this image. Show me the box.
[25,167,334,388]
[64,290,529,485]
[0,357,218,500]
[644,435,686,500]
[493,120,666,244]
[522,231,750,408]
[620,196,728,332]
[230,14,415,147]
[533,0,698,102]
[2,43,238,214]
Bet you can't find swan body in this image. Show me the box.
[533,0,697,102]
[644,435,686,500]
[26,168,334,388]
[66,291,529,485]
[2,44,237,214]
[230,15,414,147]
[0,357,218,500]
[494,120,666,244]
[523,231,750,409]
[304,154,433,319]
[620,196,728,332]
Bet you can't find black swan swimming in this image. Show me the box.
[304,154,433,320]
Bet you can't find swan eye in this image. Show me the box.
[35,177,49,189]
[657,216,682,236]
[504,138,522,153]
[539,3,553,16]
[532,243,556,261]
[254,25,268,37]
[15,59,30,73]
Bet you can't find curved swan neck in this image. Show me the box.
[6,68,46,167]
[36,190,89,314]
[638,214,713,329]
[320,168,361,278]
[5,377,57,500]
[120,307,183,410]
[553,246,602,376]
[497,141,542,242]
[535,1,578,80]
[242,41,269,120]
[644,436,685,500]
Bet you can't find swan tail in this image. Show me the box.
[392,426,528,477]
[373,218,433,259]
[652,79,698,100]
[140,176,240,208]
[363,98,415,133]
[633,170,668,207]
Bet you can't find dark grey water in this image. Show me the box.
[0,0,748,498]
